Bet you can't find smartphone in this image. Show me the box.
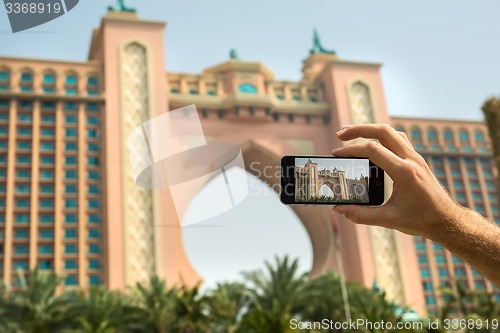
[280,155,385,206]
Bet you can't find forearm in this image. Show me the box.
[430,205,500,287]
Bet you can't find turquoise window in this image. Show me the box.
[88,229,100,239]
[41,128,55,137]
[66,88,77,95]
[453,181,463,188]
[87,91,99,96]
[0,140,6,148]
[433,243,443,251]
[87,103,99,111]
[470,181,479,188]
[293,95,301,102]
[88,200,99,209]
[66,128,77,137]
[428,130,437,140]
[0,72,10,81]
[459,131,469,142]
[43,74,55,84]
[435,255,446,264]
[65,260,77,269]
[0,199,5,208]
[207,90,216,96]
[416,242,425,251]
[20,86,32,93]
[40,214,53,224]
[0,127,7,135]
[65,214,77,223]
[38,244,53,254]
[41,103,56,112]
[472,192,481,200]
[39,260,52,270]
[422,282,433,291]
[0,170,5,178]
[444,131,453,140]
[88,185,99,194]
[18,113,32,122]
[15,184,29,193]
[40,170,54,179]
[484,170,493,177]
[65,75,77,85]
[88,129,98,138]
[16,214,29,223]
[65,115,77,123]
[238,83,257,94]
[41,156,54,165]
[41,115,55,123]
[65,275,77,286]
[40,200,54,209]
[472,269,481,277]
[65,142,77,151]
[65,199,77,209]
[43,87,55,94]
[17,141,31,150]
[89,259,100,269]
[64,102,77,111]
[14,261,28,270]
[65,229,77,239]
[19,101,32,109]
[475,281,486,289]
[64,244,77,254]
[41,142,55,151]
[89,275,101,286]
[88,157,99,165]
[0,113,8,121]
[0,85,8,92]
[475,131,484,142]
[411,129,421,139]
[17,170,30,179]
[88,244,100,254]
[418,255,428,264]
[65,170,77,179]
[88,143,99,152]
[455,268,466,277]
[0,184,5,192]
[14,245,28,254]
[0,100,8,107]
[20,73,32,82]
[486,181,495,189]
[40,185,54,193]
[65,184,77,193]
[14,229,29,239]
[87,116,99,125]
[88,170,99,180]
[88,214,100,224]
[65,156,77,165]
[87,77,98,86]
[426,296,436,305]
[171,88,179,94]
[39,229,54,239]
[420,268,430,278]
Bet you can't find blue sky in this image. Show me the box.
[2,0,499,286]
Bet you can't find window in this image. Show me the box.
[0,71,10,81]
[428,129,437,140]
[88,244,100,254]
[64,244,77,254]
[65,128,77,137]
[18,141,31,150]
[19,101,33,109]
[88,214,100,224]
[88,143,99,152]
[15,184,29,193]
[64,102,77,111]
[0,140,6,148]
[41,115,55,123]
[65,170,77,179]
[418,255,428,264]
[18,127,31,136]
[436,255,446,264]
[20,72,32,82]
[475,131,484,142]
[416,241,425,251]
[43,73,55,84]
[0,127,7,135]
[171,88,179,94]
[16,199,29,208]
[38,244,53,254]
[88,157,99,165]
[18,113,32,122]
[21,86,33,93]
[207,90,216,96]
[88,200,99,209]
[87,116,99,125]
[455,268,466,277]
[14,229,29,239]
[88,171,99,180]
[65,184,77,193]
[17,170,30,179]
[14,261,28,270]
[88,229,100,238]
[65,88,77,95]
[65,229,77,239]
[39,260,52,270]
[438,268,448,277]
[39,229,54,239]
[65,260,77,269]
[65,114,77,123]
[40,214,53,224]
[40,185,54,193]
[238,83,257,94]
[41,156,54,165]
[65,199,77,209]
[89,259,100,269]
[87,103,99,112]
[87,77,98,86]
[420,268,430,278]
[89,275,101,286]
[411,128,421,139]
[41,128,55,137]
[459,130,469,142]
[475,281,486,290]
[433,243,443,251]
[88,185,99,194]
[41,142,54,151]
[14,244,28,254]
[40,200,54,209]
[65,142,77,151]
[43,87,55,94]
[65,75,77,85]
[65,275,77,286]
[65,214,77,223]
[426,296,436,305]
[40,170,54,179]
[88,129,98,138]
[65,156,77,165]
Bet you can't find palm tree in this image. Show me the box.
[170,285,212,333]
[1,268,78,333]
[206,282,251,333]
[238,256,312,333]
[482,97,500,207]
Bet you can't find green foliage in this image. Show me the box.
[0,258,497,333]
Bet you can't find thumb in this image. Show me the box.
[332,205,385,227]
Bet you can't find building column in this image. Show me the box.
[78,102,87,288]
[54,101,64,277]
[29,101,41,268]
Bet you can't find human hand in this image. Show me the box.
[331,124,462,238]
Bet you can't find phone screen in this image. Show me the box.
[280,156,384,205]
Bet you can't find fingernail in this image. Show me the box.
[341,124,353,130]
[331,148,339,153]
[336,129,346,136]
[332,206,345,216]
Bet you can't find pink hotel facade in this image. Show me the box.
[0,11,498,313]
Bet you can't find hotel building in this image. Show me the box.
[0,8,497,312]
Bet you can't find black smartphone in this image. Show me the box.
[280,155,385,206]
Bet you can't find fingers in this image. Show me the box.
[332,205,388,227]
[332,140,405,180]
[337,124,413,159]
[397,131,414,150]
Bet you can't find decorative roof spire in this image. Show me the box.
[310,29,336,55]
[229,49,239,60]
[108,0,136,13]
